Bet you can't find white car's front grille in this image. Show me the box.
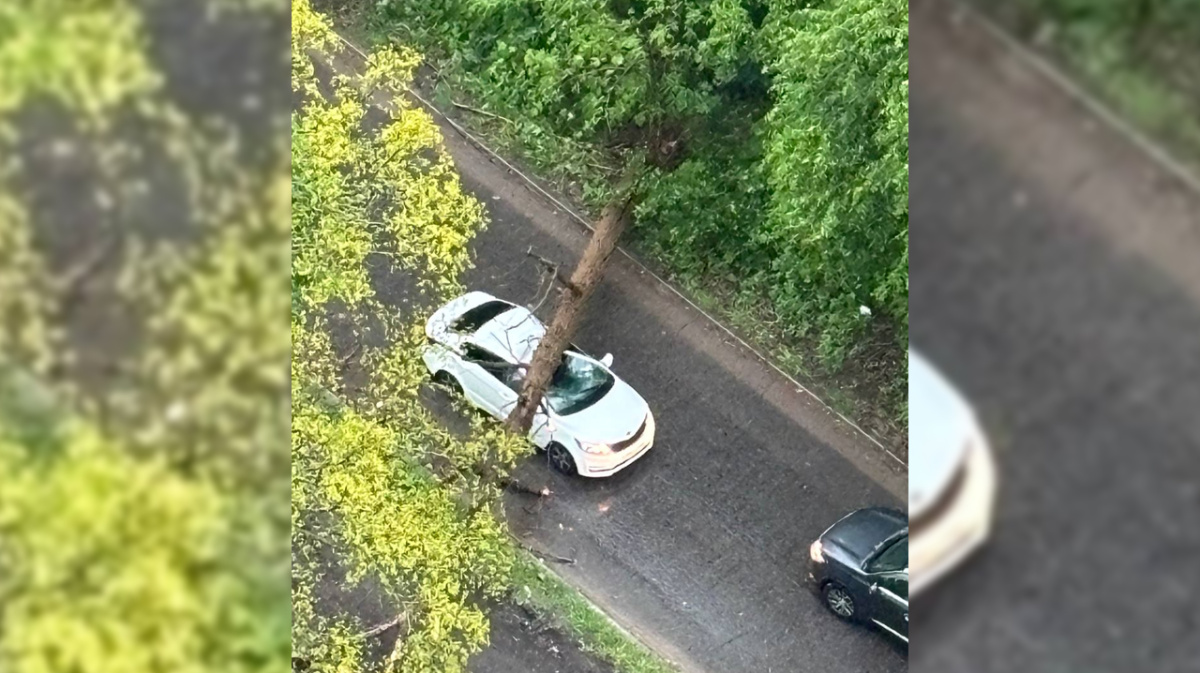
[911,456,966,537]
[612,417,648,452]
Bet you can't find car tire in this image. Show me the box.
[432,371,462,395]
[547,442,577,476]
[822,582,857,622]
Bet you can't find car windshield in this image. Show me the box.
[544,352,614,416]
[868,535,908,573]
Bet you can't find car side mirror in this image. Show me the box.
[600,353,614,367]
[869,583,879,595]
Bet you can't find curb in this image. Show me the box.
[950,1,1200,197]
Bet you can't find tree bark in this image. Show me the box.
[504,192,637,433]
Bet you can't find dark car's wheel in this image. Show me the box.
[432,371,462,395]
[822,582,856,621]
[547,443,577,476]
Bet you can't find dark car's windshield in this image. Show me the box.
[867,534,908,573]
[545,352,614,415]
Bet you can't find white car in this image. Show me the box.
[421,291,655,477]
[909,349,997,595]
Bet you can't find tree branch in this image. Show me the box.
[357,612,407,639]
[514,536,576,565]
[530,266,558,313]
[525,246,580,296]
[452,101,516,126]
[56,234,119,312]
[339,342,362,368]
[501,475,552,498]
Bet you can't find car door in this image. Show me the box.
[862,533,909,642]
[459,344,519,418]
[871,572,908,642]
[494,364,555,449]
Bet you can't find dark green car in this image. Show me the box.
[807,507,908,643]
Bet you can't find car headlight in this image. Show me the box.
[578,440,611,455]
[810,540,825,563]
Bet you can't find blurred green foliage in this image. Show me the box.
[1010,0,1199,49]
[979,0,1200,170]
[0,1,290,672]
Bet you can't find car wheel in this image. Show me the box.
[432,371,462,395]
[547,443,577,476]
[822,582,856,621]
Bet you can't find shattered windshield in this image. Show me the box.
[504,352,615,415]
[546,353,614,415]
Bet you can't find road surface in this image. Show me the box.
[911,1,1200,670]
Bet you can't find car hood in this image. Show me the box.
[909,349,976,517]
[553,377,649,444]
[821,507,907,564]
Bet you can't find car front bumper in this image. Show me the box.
[910,433,997,596]
[575,413,656,478]
[805,557,825,594]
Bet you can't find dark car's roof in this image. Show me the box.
[821,507,907,564]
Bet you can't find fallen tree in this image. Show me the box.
[504,173,640,434]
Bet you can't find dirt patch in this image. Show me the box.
[301,523,616,673]
[471,602,618,673]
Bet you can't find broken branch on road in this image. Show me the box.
[525,246,580,296]
[501,475,552,499]
[529,264,559,313]
[514,536,576,565]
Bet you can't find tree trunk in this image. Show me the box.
[504,192,636,434]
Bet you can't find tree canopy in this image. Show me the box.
[0,2,291,671]
[291,2,528,670]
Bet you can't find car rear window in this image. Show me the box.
[453,300,515,332]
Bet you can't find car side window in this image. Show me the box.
[463,344,521,388]
[867,535,908,574]
[463,344,505,365]
[879,574,908,602]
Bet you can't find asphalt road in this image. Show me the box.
[911,1,1200,670]
[374,52,909,673]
